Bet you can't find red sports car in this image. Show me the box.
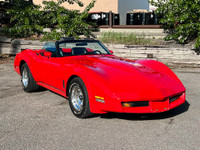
[14,38,186,118]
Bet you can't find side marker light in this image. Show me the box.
[95,96,105,103]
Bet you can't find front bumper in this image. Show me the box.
[98,93,185,114]
[121,93,185,113]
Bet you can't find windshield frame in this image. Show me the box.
[55,40,111,57]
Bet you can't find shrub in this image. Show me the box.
[150,0,200,48]
[99,32,156,45]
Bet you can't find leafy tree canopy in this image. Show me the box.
[150,0,200,47]
[6,0,96,40]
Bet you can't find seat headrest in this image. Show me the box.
[71,47,87,55]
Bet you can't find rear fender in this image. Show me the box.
[14,53,22,74]
[15,50,39,80]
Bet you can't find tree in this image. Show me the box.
[7,0,96,40]
[7,2,43,38]
[42,0,95,40]
[150,0,200,48]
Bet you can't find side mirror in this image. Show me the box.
[109,50,114,54]
[44,52,52,58]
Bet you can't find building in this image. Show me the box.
[149,0,158,11]
[33,0,149,25]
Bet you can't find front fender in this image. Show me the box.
[66,65,114,114]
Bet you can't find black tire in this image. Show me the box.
[21,63,39,92]
[68,77,92,118]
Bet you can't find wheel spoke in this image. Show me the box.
[22,68,28,88]
[71,84,84,112]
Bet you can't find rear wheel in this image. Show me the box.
[21,63,39,92]
[68,77,92,118]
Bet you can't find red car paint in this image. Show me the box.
[14,49,186,114]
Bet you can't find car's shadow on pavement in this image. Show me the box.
[36,89,190,120]
[98,101,190,121]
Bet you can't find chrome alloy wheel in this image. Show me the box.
[71,84,84,113]
[22,67,28,88]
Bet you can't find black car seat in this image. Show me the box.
[46,47,63,57]
[71,47,87,56]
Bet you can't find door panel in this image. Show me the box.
[37,55,66,92]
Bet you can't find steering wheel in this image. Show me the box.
[93,50,102,54]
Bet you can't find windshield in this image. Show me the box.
[58,40,110,57]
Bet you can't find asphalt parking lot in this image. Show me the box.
[0,60,200,150]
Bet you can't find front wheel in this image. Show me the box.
[68,77,92,118]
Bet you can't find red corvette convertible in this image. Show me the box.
[14,38,186,118]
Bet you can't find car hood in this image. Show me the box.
[66,55,186,101]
